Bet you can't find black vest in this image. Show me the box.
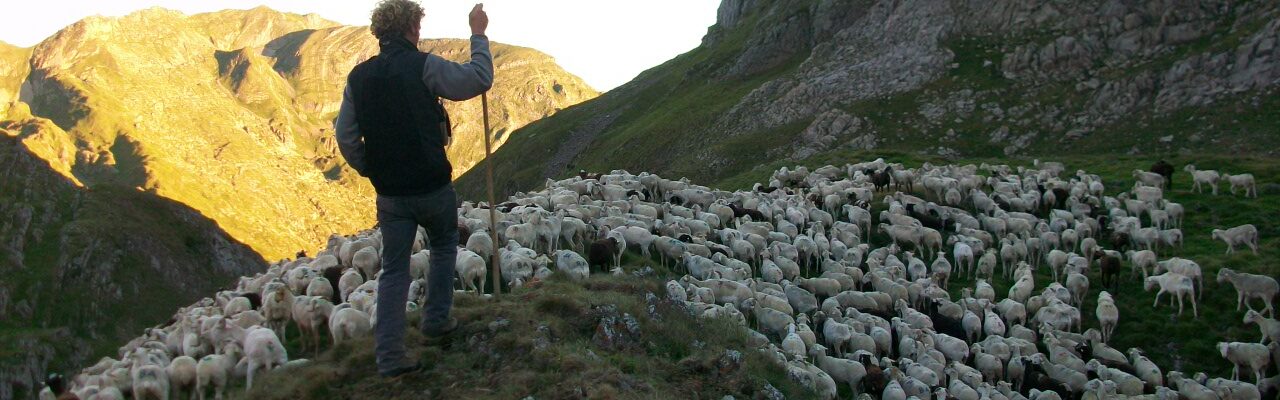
[348,37,451,196]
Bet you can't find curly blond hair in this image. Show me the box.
[370,0,425,41]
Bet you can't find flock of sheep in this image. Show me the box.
[43,158,1275,400]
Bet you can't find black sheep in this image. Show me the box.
[906,204,948,231]
[1150,159,1174,189]
[1051,188,1069,209]
[45,373,66,397]
[1022,357,1072,396]
[859,353,887,396]
[1109,230,1131,253]
[1094,251,1122,292]
[456,222,471,246]
[870,167,893,192]
[241,292,262,310]
[588,237,618,272]
[753,183,780,193]
[926,299,968,340]
[322,266,345,304]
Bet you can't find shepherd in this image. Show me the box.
[334,0,492,377]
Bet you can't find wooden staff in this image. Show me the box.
[481,93,501,295]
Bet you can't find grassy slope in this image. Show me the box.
[460,3,1280,203]
[240,265,806,400]
[0,132,266,398]
[458,6,811,201]
[718,150,1279,378]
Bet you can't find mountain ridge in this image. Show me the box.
[2,6,598,260]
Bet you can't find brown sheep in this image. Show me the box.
[1094,251,1122,292]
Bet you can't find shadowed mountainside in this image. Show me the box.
[0,121,266,399]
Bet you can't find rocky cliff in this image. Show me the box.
[458,0,1279,199]
[1,7,597,260]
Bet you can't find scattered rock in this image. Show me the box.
[591,305,641,351]
[632,266,655,278]
[533,324,554,351]
[717,349,745,374]
[645,292,662,320]
[488,317,510,333]
[756,383,786,400]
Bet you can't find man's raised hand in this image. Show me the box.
[470,4,488,36]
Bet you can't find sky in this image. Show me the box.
[0,0,721,91]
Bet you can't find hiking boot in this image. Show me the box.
[379,360,423,378]
[422,317,459,346]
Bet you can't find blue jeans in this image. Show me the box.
[374,185,458,373]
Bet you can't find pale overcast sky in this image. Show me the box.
[0,1,721,91]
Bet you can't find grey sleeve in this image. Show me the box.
[334,84,367,175]
[422,34,494,101]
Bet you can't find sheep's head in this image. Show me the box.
[1243,310,1262,324]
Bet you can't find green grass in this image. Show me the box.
[240,266,807,400]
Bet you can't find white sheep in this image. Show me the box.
[1219,341,1271,383]
[1085,359,1144,395]
[1205,377,1261,400]
[329,304,373,346]
[781,323,806,360]
[292,296,334,355]
[455,249,488,294]
[951,241,974,278]
[305,276,333,300]
[1226,173,1258,198]
[553,249,590,280]
[1066,272,1089,309]
[1144,272,1197,318]
[1156,257,1204,300]
[1125,249,1157,279]
[129,352,169,400]
[409,250,429,280]
[1212,224,1260,255]
[1095,291,1118,343]
[1128,348,1162,389]
[1132,169,1166,188]
[338,268,364,302]
[261,285,295,343]
[808,344,867,397]
[1243,310,1280,345]
[1217,268,1278,316]
[166,355,198,399]
[351,246,381,279]
[1184,164,1221,195]
[238,326,288,393]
